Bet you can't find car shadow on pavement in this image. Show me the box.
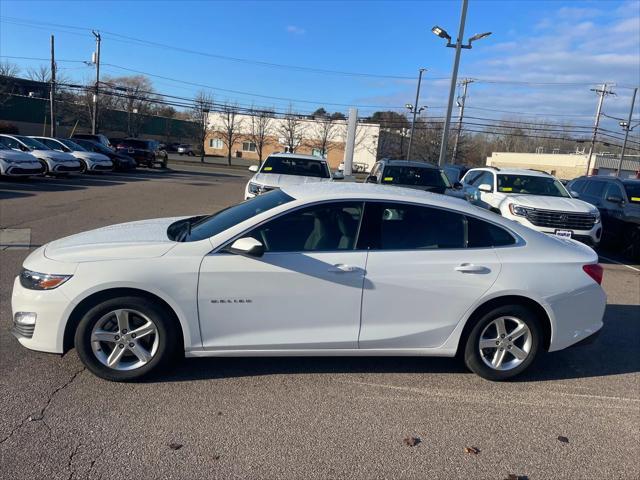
[152,304,639,384]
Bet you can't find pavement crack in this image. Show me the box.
[0,367,84,446]
[67,443,82,480]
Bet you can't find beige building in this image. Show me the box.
[486,152,640,180]
[204,111,380,171]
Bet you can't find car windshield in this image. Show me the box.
[58,139,87,152]
[169,189,294,242]
[16,136,51,150]
[260,156,330,178]
[497,174,570,197]
[381,166,452,188]
[623,182,640,203]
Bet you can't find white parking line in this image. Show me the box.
[599,255,640,273]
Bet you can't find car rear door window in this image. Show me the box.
[246,202,363,252]
[358,202,465,250]
[466,217,516,247]
[604,182,624,201]
[584,181,606,198]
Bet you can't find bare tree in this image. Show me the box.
[0,61,20,106]
[247,106,274,164]
[27,65,52,83]
[191,91,214,162]
[219,104,244,166]
[278,105,305,153]
[306,115,338,157]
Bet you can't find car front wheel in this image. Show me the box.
[463,304,542,381]
[74,296,180,381]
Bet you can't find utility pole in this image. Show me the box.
[406,68,426,160]
[617,87,637,177]
[451,78,473,164]
[438,0,468,167]
[49,34,56,137]
[91,30,101,134]
[586,83,614,175]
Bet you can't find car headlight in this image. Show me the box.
[248,182,262,194]
[19,269,72,290]
[508,204,529,217]
[594,211,601,224]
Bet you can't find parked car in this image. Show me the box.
[567,176,640,259]
[11,183,606,382]
[460,167,602,246]
[245,152,338,199]
[0,142,44,177]
[365,159,452,194]
[177,144,195,156]
[73,139,137,171]
[161,142,180,153]
[30,137,113,173]
[114,139,168,168]
[0,134,82,175]
[71,133,113,150]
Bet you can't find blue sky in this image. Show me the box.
[1,0,639,131]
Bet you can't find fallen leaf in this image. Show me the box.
[213,455,221,460]
[464,446,481,455]
[168,443,183,450]
[557,436,569,444]
[217,411,223,416]
[403,436,421,447]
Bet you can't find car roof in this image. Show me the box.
[572,175,621,183]
[281,182,473,209]
[622,179,640,185]
[469,167,552,178]
[268,152,327,162]
[380,159,439,169]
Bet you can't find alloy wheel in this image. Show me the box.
[478,316,532,371]
[90,308,159,371]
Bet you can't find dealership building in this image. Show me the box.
[486,152,640,180]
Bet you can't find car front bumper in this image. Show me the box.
[3,162,44,176]
[11,276,73,354]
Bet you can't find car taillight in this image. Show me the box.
[582,263,603,285]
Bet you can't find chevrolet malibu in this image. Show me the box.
[12,184,606,381]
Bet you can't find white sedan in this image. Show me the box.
[11,183,606,381]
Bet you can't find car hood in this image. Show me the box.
[44,217,186,263]
[30,150,77,162]
[251,173,331,187]
[505,194,597,213]
[0,149,40,163]
[71,151,112,163]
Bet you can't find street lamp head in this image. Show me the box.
[468,32,492,43]
[405,103,414,111]
[417,107,426,114]
[431,26,451,41]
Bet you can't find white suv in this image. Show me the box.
[245,153,340,200]
[460,167,602,246]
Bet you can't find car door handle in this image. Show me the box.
[328,264,358,273]
[455,263,490,274]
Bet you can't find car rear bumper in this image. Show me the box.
[546,282,606,352]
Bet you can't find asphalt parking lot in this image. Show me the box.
[1,163,638,480]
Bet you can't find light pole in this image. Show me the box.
[432,0,491,167]
[617,87,638,176]
[405,68,427,160]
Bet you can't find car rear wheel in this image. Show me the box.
[74,296,180,381]
[463,304,542,381]
[79,161,87,173]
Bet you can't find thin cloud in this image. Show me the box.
[286,25,306,35]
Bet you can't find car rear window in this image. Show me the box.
[381,166,451,188]
[119,140,149,149]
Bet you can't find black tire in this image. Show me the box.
[40,160,50,176]
[79,161,87,174]
[74,296,180,382]
[623,225,640,261]
[463,304,542,381]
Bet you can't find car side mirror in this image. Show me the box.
[606,195,623,204]
[453,181,463,190]
[570,190,580,198]
[228,237,264,257]
[478,184,492,193]
[332,171,344,180]
[248,165,259,172]
[365,175,377,184]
